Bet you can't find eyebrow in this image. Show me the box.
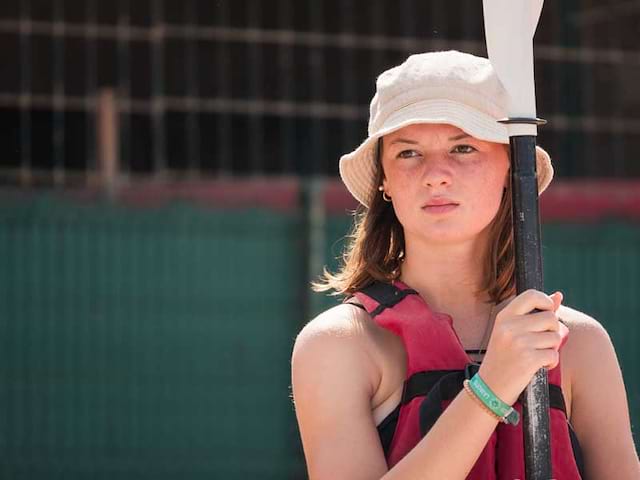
[389,133,471,145]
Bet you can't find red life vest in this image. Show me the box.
[352,280,584,479]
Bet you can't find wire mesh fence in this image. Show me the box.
[0,0,640,188]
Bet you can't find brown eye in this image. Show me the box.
[397,150,420,158]
[452,145,477,154]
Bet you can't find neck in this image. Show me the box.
[399,232,493,323]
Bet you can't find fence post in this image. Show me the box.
[97,88,120,198]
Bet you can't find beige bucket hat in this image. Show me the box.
[339,50,553,207]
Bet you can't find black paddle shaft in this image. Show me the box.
[509,133,553,480]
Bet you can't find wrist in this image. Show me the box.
[462,379,502,423]
[468,374,520,426]
[477,366,519,406]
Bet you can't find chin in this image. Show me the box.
[416,228,480,245]
[409,220,490,246]
[427,233,478,245]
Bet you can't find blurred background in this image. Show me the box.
[0,0,639,478]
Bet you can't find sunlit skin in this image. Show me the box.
[381,122,509,246]
[380,123,510,315]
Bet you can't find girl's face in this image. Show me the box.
[381,123,510,246]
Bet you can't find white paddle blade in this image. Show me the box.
[483,0,544,135]
[530,0,544,33]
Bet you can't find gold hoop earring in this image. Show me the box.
[378,185,392,202]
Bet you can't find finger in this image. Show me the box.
[528,331,564,350]
[503,289,556,316]
[550,291,563,312]
[517,310,560,333]
[541,349,560,370]
[557,321,570,349]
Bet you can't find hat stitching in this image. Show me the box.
[382,102,506,135]
[372,85,506,133]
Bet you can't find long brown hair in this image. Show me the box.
[313,138,516,304]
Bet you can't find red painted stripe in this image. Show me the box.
[116,178,300,211]
[324,180,360,214]
[541,180,640,222]
[54,178,301,211]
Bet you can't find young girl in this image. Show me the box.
[291,51,639,479]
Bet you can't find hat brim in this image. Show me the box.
[339,99,553,207]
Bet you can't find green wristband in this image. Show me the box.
[469,373,520,426]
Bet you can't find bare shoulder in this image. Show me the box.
[291,304,389,478]
[295,302,376,347]
[558,305,612,370]
[557,304,611,382]
[292,303,381,401]
[557,304,640,478]
[558,304,606,336]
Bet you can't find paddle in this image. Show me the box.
[482,1,552,479]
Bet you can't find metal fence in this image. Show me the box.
[0,0,640,188]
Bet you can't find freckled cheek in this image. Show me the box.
[383,166,417,195]
[466,177,505,219]
[383,175,421,222]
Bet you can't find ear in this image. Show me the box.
[377,143,389,192]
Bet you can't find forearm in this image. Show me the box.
[382,389,500,480]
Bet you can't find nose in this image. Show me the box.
[421,155,453,188]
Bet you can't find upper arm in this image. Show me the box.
[561,307,640,479]
[291,306,388,480]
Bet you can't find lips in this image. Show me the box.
[422,198,459,214]
[423,198,459,207]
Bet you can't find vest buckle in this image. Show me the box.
[464,362,480,380]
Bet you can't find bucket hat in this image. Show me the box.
[339,50,553,207]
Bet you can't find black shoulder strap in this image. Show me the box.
[548,383,568,416]
[343,296,367,311]
[359,281,419,318]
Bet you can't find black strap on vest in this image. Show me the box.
[416,367,569,436]
[378,370,585,478]
[359,281,418,318]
